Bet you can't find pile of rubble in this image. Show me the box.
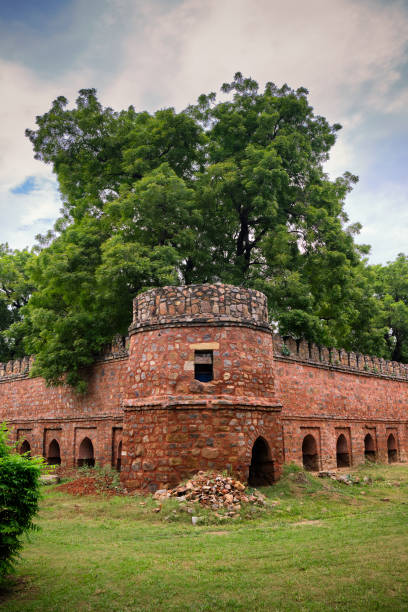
[153,471,266,512]
[318,471,372,485]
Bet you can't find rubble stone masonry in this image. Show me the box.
[121,284,283,489]
[1,283,407,489]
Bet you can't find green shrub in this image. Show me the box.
[0,424,44,578]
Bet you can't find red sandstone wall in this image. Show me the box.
[0,356,128,467]
[121,406,282,491]
[3,280,408,481]
[275,356,408,469]
[276,358,408,420]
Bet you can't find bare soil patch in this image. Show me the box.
[56,475,120,497]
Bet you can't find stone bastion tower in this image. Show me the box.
[120,283,283,491]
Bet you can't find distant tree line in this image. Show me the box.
[1,73,407,390]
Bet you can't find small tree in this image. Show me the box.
[0,424,43,579]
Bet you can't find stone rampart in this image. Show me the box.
[1,283,408,483]
[273,334,408,381]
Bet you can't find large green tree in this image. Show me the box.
[10,73,385,389]
[26,89,204,223]
[186,75,376,349]
[0,245,35,362]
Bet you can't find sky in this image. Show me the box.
[0,0,407,264]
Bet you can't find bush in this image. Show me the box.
[0,424,44,578]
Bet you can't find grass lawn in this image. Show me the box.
[1,463,408,611]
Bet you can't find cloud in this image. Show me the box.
[0,0,407,262]
[102,0,408,122]
[2,175,60,250]
[0,0,131,81]
[350,181,408,263]
[0,56,93,249]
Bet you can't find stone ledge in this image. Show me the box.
[129,318,272,335]
[5,415,124,424]
[281,415,408,424]
[123,395,282,411]
[0,372,30,384]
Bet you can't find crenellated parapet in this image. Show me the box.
[95,335,129,362]
[3,306,408,385]
[0,356,33,381]
[130,283,269,334]
[0,337,130,384]
[273,334,408,380]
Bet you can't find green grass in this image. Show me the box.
[1,464,408,611]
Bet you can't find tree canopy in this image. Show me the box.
[2,73,406,389]
[0,245,35,362]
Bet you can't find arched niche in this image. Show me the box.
[77,437,95,467]
[20,439,31,456]
[336,434,350,468]
[364,434,376,462]
[248,437,274,486]
[116,440,122,472]
[387,434,398,464]
[47,439,61,465]
[302,434,319,471]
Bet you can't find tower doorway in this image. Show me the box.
[116,440,122,471]
[248,437,274,486]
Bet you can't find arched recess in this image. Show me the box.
[336,434,350,467]
[387,434,398,464]
[248,437,274,486]
[116,440,122,472]
[77,437,95,467]
[364,434,376,462]
[47,439,61,465]
[302,434,319,471]
[20,440,31,456]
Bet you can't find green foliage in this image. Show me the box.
[26,89,204,222]
[0,424,43,578]
[281,343,291,356]
[369,253,408,362]
[0,245,36,362]
[6,73,407,386]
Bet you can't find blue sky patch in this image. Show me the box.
[10,176,37,195]
[0,1,69,27]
